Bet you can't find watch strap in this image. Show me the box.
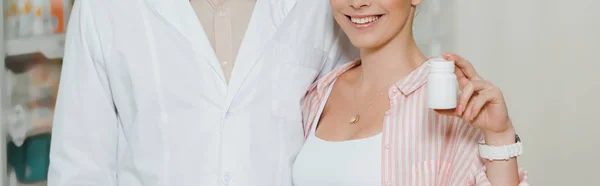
[478,135,523,161]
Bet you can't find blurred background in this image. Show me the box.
[0,0,598,185]
[416,0,600,185]
[1,0,70,185]
[455,1,600,185]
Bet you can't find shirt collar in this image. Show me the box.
[312,58,431,98]
[393,60,430,96]
[313,59,360,97]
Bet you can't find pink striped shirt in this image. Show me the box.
[301,59,529,186]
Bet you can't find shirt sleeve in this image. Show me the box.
[47,1,118,185]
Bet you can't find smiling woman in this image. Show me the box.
[292,0,529,185]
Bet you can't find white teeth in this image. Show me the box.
[350,16,379,24]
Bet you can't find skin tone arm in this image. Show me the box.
[437,53,520,185]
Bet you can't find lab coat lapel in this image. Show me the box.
[144,0,226,83]
[225,0,297,107]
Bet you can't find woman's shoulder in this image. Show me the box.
[305,59,360,96]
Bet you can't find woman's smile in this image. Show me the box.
[345,14,385,29]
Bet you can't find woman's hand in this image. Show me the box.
[436,53,515,144]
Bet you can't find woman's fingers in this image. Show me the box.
[457,80,493,116]
[463,95,477,121]
[463,89,495,121]
[442,53,482,81]
[454,66,471,88]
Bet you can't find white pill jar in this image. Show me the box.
[427,59,458,109]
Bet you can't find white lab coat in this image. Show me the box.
[47,0,357,186]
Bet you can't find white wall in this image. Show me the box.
[452,0,600,185]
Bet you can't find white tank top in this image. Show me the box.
[292,80,382,186]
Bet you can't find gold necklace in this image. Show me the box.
[350,71,389,124]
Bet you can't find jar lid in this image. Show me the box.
[429,58,455,71]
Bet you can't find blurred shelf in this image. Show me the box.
[8,170,47,186]
[6,34,66,60]
[11,182,46,186]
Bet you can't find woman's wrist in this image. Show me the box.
[482,121,517,146]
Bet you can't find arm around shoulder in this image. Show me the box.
[47,1,118,185]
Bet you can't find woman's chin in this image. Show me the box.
[349,39,382,51]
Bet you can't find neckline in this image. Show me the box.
[310,79,384,144]
[313,132,382,144]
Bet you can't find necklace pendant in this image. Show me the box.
[350,115,360,124]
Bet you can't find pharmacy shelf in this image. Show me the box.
[5,34,66,59]
[8,170,46,186]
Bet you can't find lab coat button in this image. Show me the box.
[222,174,232,185]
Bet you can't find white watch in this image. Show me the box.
[478,134,523,161]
